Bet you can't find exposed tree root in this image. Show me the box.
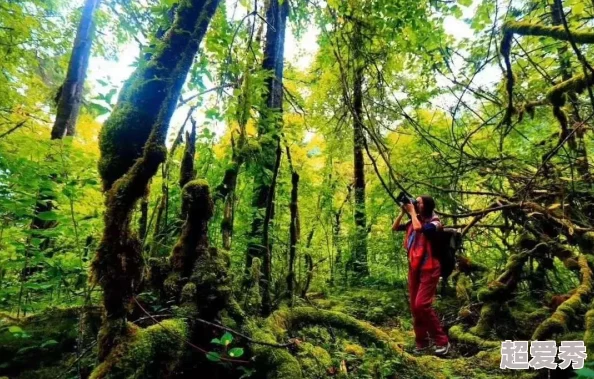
[448,324,499,350]
[90,320,188,379]
[268,307,409,357]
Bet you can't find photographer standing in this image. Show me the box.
[392,195,450,356]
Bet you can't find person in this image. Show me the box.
[392,195,450,356]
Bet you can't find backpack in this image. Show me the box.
[429,228,462,281]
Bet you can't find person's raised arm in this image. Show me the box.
[392,207,407,231]
[404,203,423,232]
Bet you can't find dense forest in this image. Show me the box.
[2,0,594,377]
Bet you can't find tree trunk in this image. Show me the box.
[286,147,300,302]
[98,0,219,191]
[179,117,197,190]
[351,37,369,278]
[245,0,289,311]
[51,0,101,139]
[550,0,590,182]
[91,0,220,361]
[138,191,149,240]
[260,143,282,315]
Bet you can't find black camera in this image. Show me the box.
[396,191,417,207]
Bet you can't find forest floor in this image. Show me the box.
[304,286,548,379]
[2,286,572,379]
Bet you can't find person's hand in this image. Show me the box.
[404,203,415,214]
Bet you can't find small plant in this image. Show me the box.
[207,331,254,378]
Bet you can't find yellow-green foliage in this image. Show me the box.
[532,254,593,340]
[90,319,188,379]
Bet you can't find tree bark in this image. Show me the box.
[98,0,220,191]
[245,0,289,311]
[550,0,590,183]
[179,117,197,189]
[51,0,101,139]
[351,28,369,277]
[286,146,300,302]
[92,0,220,361]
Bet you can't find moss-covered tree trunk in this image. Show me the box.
[246,0,289,313]
[286,146,300,302]
[550,0,590,183]
[91,0,220,361]
[98,0,219,191]
[51,0,101,139]
[179,118,197,189]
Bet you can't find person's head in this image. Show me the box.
[416,195,435,219]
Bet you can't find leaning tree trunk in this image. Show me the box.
[246,0,289,313]
[52,0,101,139]
[98,0,218,191]
[91,0,220,361]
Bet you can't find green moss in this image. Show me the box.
[296,342,332,378]
[269,307,412,362]
[244,257,262,314]
[244,320,303,379]
[190,247,232,320]
[470,303,498,337]
[170,180,214,280]
[90,319,188,379]
[448,324,499,349]
[181,179,214,219]
[98,0,219,191]
[532,254,593,340]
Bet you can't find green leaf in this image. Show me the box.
[36,211,58,221]
[221,332,233,346]
[458,0,472,6]
[228,347,244,357]
[211,338,222,345]
[576,367,594,378]
[41,339,58,348]
[9,326,23,334]
[206,351,221,362]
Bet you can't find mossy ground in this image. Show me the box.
[4,287,583,379]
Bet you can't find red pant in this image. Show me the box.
[408,265,448,348]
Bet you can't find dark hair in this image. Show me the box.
[420,195,435,218]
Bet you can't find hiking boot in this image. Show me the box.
[434,342,451,356]
[412,345,431,355]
